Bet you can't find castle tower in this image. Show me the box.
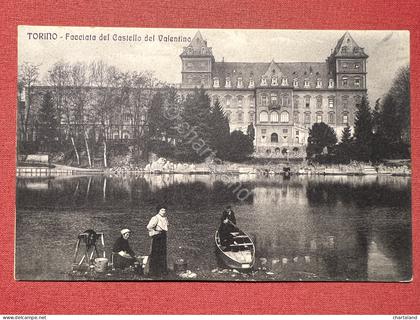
[329,31,369,91]
[180,31,214,88]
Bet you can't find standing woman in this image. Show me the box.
[147,205,169,276]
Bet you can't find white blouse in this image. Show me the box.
[147,214,169,236]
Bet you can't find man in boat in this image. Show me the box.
[112,228,142,273]
[147,205,169,277]
[219,205,238,247]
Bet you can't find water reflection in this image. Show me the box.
[16,174,411,281]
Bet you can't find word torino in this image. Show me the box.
[27,32,58,40]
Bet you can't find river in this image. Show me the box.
[15,174,411,281]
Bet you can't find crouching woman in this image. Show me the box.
[112,228,141,273]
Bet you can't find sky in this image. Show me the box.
[18,26,409,103]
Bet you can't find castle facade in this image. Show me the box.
[180,31,368,158]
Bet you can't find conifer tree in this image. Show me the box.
[341,125,352,144]
[353,96,373,161]
[175,88,212,162]
[209,98,230,160]
[37,91,59,152]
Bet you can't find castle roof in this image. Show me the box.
[212,61,331,89]
[331,31,368,58]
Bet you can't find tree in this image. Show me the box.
[247,122,255,142]
[174,88,212,162]
[306,122,337,158]
[18,62,41,141]
[209,98,230,160]
[225,130,254,162]
[37,91,59,152]
[341,125,352,144]
[353,96,373,161]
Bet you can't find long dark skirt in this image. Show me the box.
[149,231,167,276]
[113,254,137,270]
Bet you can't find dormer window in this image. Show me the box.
[237,77,243,88]
[213,77,219,88]
[354,78,361,88]
[304,79,310,88]
[342,46,348,54]
[281,78,288,86]
[342,76,348,87]
[249,78,255,88]
[271,77,278,86]
[342,62,348,69]
[328,79,334,88]
[293,79,299,88]
[261,77,267,86]
[187,47,193,54]
[355,63,360,69]
[201,47,206,55]
[354,47,360,54]
[225,77,231,88]
[316,79,322,88]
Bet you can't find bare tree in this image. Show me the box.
[18,62,41,141]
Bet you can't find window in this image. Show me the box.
[261,77,267,86]
[283,129,288,134]
[280,111,289,123]
[342,96,349,109]
[355,63,360,69]
[293,79,299,88]
[304,113,311,124]
[316,96,322,109]
[249,111,255,122]
[293,112,299,123]
[212,95,219,104]
[305,96,310,108]
[237,77,243,88]
[328,97,334,108]
[226,111,232,120]
[354,78,361,88]
[343,114,348,124]
[294,96,299,108]
[328,112,335,124]
[123,113,132,122]
[225,95,231,107]
[281,78,288,86]
[260,111,269,122]
[248,95,254,107]
[261,129,267,134]
[201,47,206,55]
[304,79,310,88]
[261,94,268,106]
[328,79,334,88]
[249,78,255,88]
[225,77,231,88]
[270,93,277,105]
[270,111,279,123]
[271,77,278,86]
[271,133,278,143]
[342,46,348,54]
[342,76,348,86]
[296,130,299,135]
[237,96,243,108]
[316,79,322,88]
[237,111,244,122]
[316,114,322,123]
[213,77,219,88]
[342,62,348,69]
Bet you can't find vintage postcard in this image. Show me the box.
[16,26,411,281]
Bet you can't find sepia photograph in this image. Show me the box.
[16,26,411,282]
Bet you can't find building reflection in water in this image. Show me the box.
[16,174,411,281]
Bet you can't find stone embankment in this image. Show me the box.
[108,158,411,177]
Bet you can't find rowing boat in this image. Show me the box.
[214,228,255,270]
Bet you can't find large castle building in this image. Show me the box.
[180,31,368,158]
